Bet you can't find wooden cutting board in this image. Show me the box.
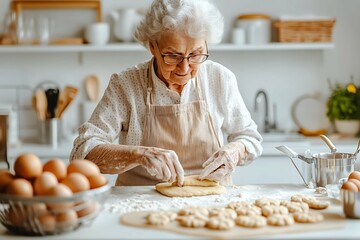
[121,201,346,239]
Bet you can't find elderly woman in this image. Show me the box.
[70,0,262,186]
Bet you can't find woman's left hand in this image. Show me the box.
[199,142,246,182]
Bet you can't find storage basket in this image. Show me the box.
[0,184,111,236]
[273,19,336,43]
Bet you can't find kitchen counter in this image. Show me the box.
[7,133,359,159]
[0,184,359,239]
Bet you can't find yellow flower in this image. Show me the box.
[347,83,357,94]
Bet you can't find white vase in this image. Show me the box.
[334,119,360,137]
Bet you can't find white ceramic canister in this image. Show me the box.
[236,14,271,44]
[84,22,110,45]
[231,28,246,45]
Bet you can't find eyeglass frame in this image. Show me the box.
[155,41,209,65]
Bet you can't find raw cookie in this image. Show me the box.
[155,175,226,197]
[293,211,324,223]
[280,200,309,213]
[235,205,262,216]
[261,205,288,217]
[255,198,280,208]
[207,216,235,230]
[291,194,316,203]
[307,200,329,210]
[227,201,253,210]
[178,207,209,217]
[177,215,208,228]
[235,215,267,228]
[209,208,237,220]
[267,214,294,226]
[147,211,177,226]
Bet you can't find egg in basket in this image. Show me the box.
[0,153,111,236]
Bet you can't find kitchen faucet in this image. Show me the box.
[254,90,273,133]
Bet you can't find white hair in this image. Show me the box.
[134,0,224,49]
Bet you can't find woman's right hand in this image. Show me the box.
[140,147,184,186]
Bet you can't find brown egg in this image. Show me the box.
[61,172,90,193]
[43,159,67,181]
[34,172,58,195]
[56,209,78,229]
[38,214,56,232]
[7,178,33,197]
[46,183,73,210]
[76,200,98,218]
[348,171,360,181]
[0,170,15,193]
[7,206,27,226]
[26,202,48,215]
[348,178,360,190]
[342,181,359,192]
[67,159,100,177]
[88,174,108,189]
[14,153,42,179]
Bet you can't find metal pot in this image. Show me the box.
[276,145,357,188]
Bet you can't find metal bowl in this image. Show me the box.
[0,184,111,235]
[341,188,360,218]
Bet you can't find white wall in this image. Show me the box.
[0,0,359,142]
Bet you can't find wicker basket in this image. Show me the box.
[273,19,336,43]
[0,184,111,236]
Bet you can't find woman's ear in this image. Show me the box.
[149,41,156,56]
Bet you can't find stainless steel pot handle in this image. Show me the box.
[320,134,337,153]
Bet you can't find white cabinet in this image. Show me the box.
[233,156,308,185]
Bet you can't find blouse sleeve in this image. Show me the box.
[221,69,263,160]
[70,73,128,160]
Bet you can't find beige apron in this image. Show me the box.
[117,59,224,186]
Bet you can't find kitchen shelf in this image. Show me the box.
[0,42,334,53]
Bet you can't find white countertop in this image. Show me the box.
[0,184,359,239]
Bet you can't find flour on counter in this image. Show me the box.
[105,184,316,215]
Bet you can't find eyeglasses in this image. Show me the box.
[156,42,209,65]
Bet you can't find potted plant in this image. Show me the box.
[326,79,360,136]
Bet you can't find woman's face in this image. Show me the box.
[149,32,207,92]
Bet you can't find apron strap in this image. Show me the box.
[146,58,155,112]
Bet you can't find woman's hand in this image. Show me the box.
[140,147,184,186]
[199,142,246,182]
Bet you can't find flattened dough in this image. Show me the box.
[155,175,226,197]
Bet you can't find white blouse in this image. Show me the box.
[70,59,263,161]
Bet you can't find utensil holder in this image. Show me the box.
[40,118,59,149]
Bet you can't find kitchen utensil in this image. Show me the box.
[276,142,357,188]
[33,89,47,121]
[85,75,100,102]
[56,85,79,118]
[354,139,360,157]
[320,134,337,153]
[45,88,59,118]
[0,184,111,235]
[341,189,360,219]
[275,145,313,187]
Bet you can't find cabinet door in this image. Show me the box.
[232,156,309,185]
